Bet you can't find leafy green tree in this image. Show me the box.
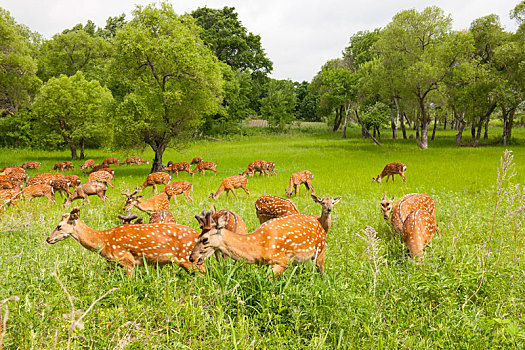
[260,79,297,131]
[111,2,224,172]
[32,71,113,159]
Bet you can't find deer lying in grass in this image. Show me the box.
[162,181,193,203]
[285,170,314,197]
[310,195,342,234]
[122,190,170,214]
[210,176,250,199]
[47,207,204,274]
[373,163,406,183]
[255,195,299,224]
[192,161,217,176]
[80,159,95,170]
[163,162,193,177]
[190,210,327,276]
[140,172,170,193]
[64,182,109,208]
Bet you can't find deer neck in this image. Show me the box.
[71,220,108,252]
[318,211,331,233]
[218,230,264,263]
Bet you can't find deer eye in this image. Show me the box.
[57,225,62,229]
[202,238,209,244]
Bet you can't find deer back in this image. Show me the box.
[255,195,299,223]
[163,181,192,196]
[402,209,436,257]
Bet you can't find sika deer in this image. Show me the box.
[163,162,193,177]
[21,184,56,203]
[46,207,204,274]
[1,167,25,175]
[162,181,193,203]
[122,190,170,214]
[118,212,143,225]
[20,162,40,170]
[64,182,109,208]
[241,160,268,177]
[402,209,436,258]
[373,163,406,183]
[210,176,250,199]
[265,161,277,176]
[85,164,113,176]
[192,161,217,176]
[255,195,299,224]
[65,175,81,189]
[80,159,95,170]
[209,204,248,235]
[88,170,114,188]
[140,172,170,193]
[0,180,22,190]
[120,156,149,166]
[149,210,177,224]
[190,210,327,276]
[102,157,120,166]
[190,157,203,165]
[50,178,72,197]
[311,195,342,234]
[285,170,314,197]
[381,193,438,236]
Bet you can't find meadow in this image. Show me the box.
[1,124,525,349]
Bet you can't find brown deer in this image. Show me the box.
[310,195,342,234]
[65,175,81,189]
[265,161,277,176]
[27,173,65,186]
[118,212,144,225]
[162,181,193,203]
[210,176,250,199]
[192,161,217,176]
[373,163,407,183]
[140,172,170,193]
[286,170,314,197]
[64,182,109,208]
[121,156,149,166]
[20,162,40,170]
[402,209,436,258]
[88,170,114,188]
[85,165,114,176]
[241,160,268,176]
[190,210,327,276]
[52,162,72,171]
[50,178,72,197]
[149,209,177,224]
[163,162,193,177]
[190,157,203,165]
[381,193,438,236]
[21,184,56,203]
[80,159,95,170]
[9,172,27,183]
[102,157,119,166]
[1,167,25,175]
[46,207,204,274]
[0,180,22,190]
[209,204,248,235]
[122,190,170,214]
[0,189,21,207]
[255,195,299,224]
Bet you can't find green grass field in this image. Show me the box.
[1,124,525,348]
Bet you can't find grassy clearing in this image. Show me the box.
[1,125,525,348]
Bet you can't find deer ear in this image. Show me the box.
[391,195,395,200]
[333,197,342,205]
[216,212,229,230]
[381,194,386,201]
[311,194,321,203]
[209,204,216,214]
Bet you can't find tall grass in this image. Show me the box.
[1,125,525,348]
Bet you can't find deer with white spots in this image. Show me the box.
[190,157,203,165]
[373,162,406,183]
[80,159,95,170]
[264,161,277,176]
[102,157,120,166]
[140,172,170,193]
[380,193,438,236]
[210,176,250,199]
[149,209,177,224]
[162,181,193,203]
[191,161,217,176]
[47,207,204,274]
[20,162,40,170]
[241,160,269,177]
[190,210,327,276]
[21,184,56,203]
[122,190,170,214]
[88,170,114,188]
[402,209,436,258]
[311,195,342,234]
[285,170,314,197]
[163,162,193,177]
[255,195,299,224]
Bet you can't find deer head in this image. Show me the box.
[190,210,228,264]
[372,176,382,183]
[121,190,142,211]
[47,207,81,244]
[380,195,395,219]
[311,195,342,215]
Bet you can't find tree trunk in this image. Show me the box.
[507,109,515,141]
[415,124,420,141]
[69,143,78,160]
[471,123,476,139]
[333,105,343,132]
[354,109,381,146]
[342,105,350,139]
[443,115,447,130]
[373,127,376,138]
[400,112,407,139]
[376,126,381,143]
[474,121,483,146]
[80,139,85,160]
[150,141,167,173]
[456,119,465,146]
[483,119,489,140]
[431,114,438,141]
[417,98,429,149]
[391,109,397,140]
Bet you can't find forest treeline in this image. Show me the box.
[1,2,525,168]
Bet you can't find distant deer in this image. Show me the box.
[20,162,40,170]
[311,195,342,234]
[210,176,250,199]
[162,181,193,203]
[102,157,119,166]
[192,161,217,176]
[190,157,203,165]
[64,182,109,208]
[80,159,95,170]
[265,161,277,176]
[285,170,314,197]
[380,193,438,236]
[46,207,204,274]
[190,210,327,276]
[85,165,113,176]
[88,170,114,188]
[163,162,193,177]
[255,195,299,224]
[241,160,268,176]
[373,162,406,183]
[140,172,170,193]
[121,190,170,214]
[121,156,149,166]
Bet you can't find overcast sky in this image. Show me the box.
[2,0,520,82]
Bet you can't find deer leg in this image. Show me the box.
[401,173,406,183]
[47,193,56,203]
[242,185,250,197]
[108,180,114,188]
[152,183,157,193]
[231,188,237,198]
[271,264,287,277]
[315,247,325,273]
[185,191,193,202]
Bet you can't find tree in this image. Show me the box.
[32,72,113,159]
[260,79,297,131]
[111,2,224,172]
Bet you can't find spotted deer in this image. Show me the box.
[402,209,436,258]
[30,173,65,186]
[286,170,314,197]
[241,160,268,177]
[265,161,277,176]
[380,193,438,236]
[21,184,56,203]
[162,181,193,203]
[190,157,203,165]
[190,210,327,276]
[52,161,73,171]
[64,182,108,208]
[311,195,342,234]
[209,204,248,235]
[102,157,119,166]
[85,165,114,176]
[210,176,250,199]
[122,190,170,214]
[192,161,217,176]
[1,167,25,175]
[0,189,21,207]
[46,207,204,274]
[140,172,170,193]
[121,156,149,166]
[20,162,40,170]
[80,159,95,170]
[88,170,114,188]
[65,175,81,189]
[163,162,193,177]
[50,178,72,197]
[0,180,22,190]
[373,163,406,183]
[149,210,177,224]
[255,195,299,224]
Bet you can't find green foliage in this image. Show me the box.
[260,79,297,130]
[360,102,390,129]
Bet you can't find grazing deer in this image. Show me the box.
[285,170,314,197]
[122,190,170,214]
[46,207,204,274]
[0,189,21,207]
[190,157,203,165]
[118,212,144,225]
[311,195,342,234]
[209,204,248,235]
[162,181,193,203]
[373,162,406,183]
[8,172,27,183]
[0,180,22,190]
[241,160,268,177]
[402,209,436,258]
[88,170,114,188]
[265,161,277,176]
[85,165,114,176]
[190,210,327,276]
[102,157,119,166]
[80,159,95,170]
[27,173,64,186]
[121,156,149,166]
[50,178,72,197]
[192,161,217,176]
[210,176,250,199]
[140,172,170,193]
[52,162,72,171]
[381,193,438,236]
[21,184,56,203]
[64,175,81,189]
[163,162,193,177]
[149,210,177,224]
[20,162,40,170]
[255,195,299,224]
[64,182,109,208]
[1,167,25,175]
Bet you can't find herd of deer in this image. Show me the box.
[2,156,437,277]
